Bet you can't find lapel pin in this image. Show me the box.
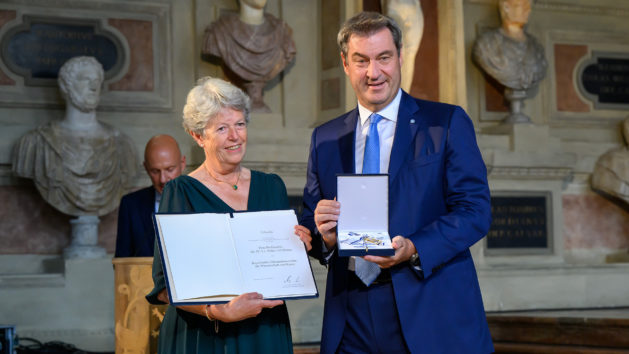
[410,119,416,124]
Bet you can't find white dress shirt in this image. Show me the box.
[354,89,402,173]
[154,192,161,213]
[347,89,402,270]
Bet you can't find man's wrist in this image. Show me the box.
[322,232,337,249]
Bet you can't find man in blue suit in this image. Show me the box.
[115,135,186,257]
[301,12,493,353]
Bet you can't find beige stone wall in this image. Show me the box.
[465,0,629,261]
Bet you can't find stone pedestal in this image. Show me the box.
[64,215,106,259]
[504,88,532,124]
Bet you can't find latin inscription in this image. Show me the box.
[487,196,548,249]
[2,17,122,85]
[580,55,629,107]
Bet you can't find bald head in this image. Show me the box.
[143,135,186,194]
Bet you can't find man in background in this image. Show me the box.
[115,134,186,257]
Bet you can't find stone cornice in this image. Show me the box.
[488,166,573,180]
[466,0,629,18]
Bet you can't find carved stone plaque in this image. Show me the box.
[578,51,629,110]
[486,192,552,255]
[1,16,124,86]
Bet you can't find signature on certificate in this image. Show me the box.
[284,275,301,284]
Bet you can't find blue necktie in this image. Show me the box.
[362,113,383,174]
[355,113,383,286]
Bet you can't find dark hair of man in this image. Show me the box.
[337,11,403,58]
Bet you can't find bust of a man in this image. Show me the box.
[202,0,296,112]
[12,56,137,217]
[472,0,547,91]
[592,118,629,206]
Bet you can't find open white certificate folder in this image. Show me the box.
[153,209,318,305]
[337,174,394,256]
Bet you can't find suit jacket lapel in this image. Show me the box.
[143,186,156,230]
[339,109,358,174]
[388,92,421,182]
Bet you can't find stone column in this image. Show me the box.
[64,215,106,259]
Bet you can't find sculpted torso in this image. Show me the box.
[13,121,137,216]
[201,0,296,112]
[592,119,629,206]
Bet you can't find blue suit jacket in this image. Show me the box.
[301,92,494,354]
[115,186,156,257]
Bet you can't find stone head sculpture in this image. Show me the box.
[499,0,531,28]
[58,56,104,113]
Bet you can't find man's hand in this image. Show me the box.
[363,235,416,269]
[314,199,340,249]
[157,288,170,304]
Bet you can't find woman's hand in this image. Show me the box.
[210,292,283,322]
[157,289,170,304]
[294,225,312,251]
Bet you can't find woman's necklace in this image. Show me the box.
[204,163,241,190]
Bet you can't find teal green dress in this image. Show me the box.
[146,171,294,353]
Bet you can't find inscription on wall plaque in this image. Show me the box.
[578,51,629,110]
[486,193,551,254]
[1,16,124,86]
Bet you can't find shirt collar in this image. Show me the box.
[357,88,402,126]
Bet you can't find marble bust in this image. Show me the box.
[472,0,547,123]
[383,0,423,92]
[473,0,547,90]
[12,56,137,217]
[592,118,629,206]
[202,0,296,113]
[12,56,137,258]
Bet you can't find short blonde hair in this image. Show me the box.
[182,77,251,135]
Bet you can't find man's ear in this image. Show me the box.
[341,52,350,76]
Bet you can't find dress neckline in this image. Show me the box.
[179,171,257,212]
